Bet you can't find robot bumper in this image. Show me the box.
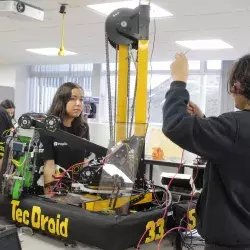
[0,114,196,250]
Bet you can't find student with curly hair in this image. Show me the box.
[162,54,250,249]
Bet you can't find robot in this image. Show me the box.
[0,2,197,250]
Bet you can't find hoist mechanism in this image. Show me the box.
[105,5,150,49]
[105,2,150,144]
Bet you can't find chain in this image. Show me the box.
[129,51,138,138]
[126,45,131,138]
[113,45,118,141]
[105,29,114,143]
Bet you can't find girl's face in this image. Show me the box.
[66,88,84,119]
[6,108,14,118]
[231,81,248,110]
[232,94,247,110]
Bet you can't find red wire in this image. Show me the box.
[136,228,150,249]
[51,153,110,192]
[136,149,185,250]
[186,156,199,229]
[162,149,185,219]
[144,176,161,205]
[157,156,200,249]
[52,160,90,191]
[157,227,188,250]
[152,183,161,205]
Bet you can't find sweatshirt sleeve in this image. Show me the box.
[162,81,238,161]
[0,109,13,142]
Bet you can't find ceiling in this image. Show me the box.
[0,0,250,65]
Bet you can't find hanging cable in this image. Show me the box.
[58,4,67,56]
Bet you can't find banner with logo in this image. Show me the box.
[0,195,195,250]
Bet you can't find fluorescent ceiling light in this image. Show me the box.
[175,39,233,50]
[25,48,77,56]
[87,1,173,18]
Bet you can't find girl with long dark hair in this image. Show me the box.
[40,82,90,193]
[0,99,15,169]
[0,99,15,119]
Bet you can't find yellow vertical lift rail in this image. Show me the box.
[116,45,129,142]
[105,2,150,142]
[135,40,149,136]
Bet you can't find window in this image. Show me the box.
[100,60,222,124]
[99,73,171,123]
[28,64,93,113]
[31,64,70,73]
[101,63,136,72]
[204,75,220,116]
[148,74,170,124]
[150,61,200,71]
[147,75,203,124]
[189,61,201,70]
[102,60,201,72]
[206,60,222,70]
[70,64,93,72]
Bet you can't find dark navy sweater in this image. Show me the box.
[162,81,250,246]
[0,106,13,142]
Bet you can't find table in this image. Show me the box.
[144,156,205,181]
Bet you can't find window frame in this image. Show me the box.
[27,64,94,114]
[100,60,222,124]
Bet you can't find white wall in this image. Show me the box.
[0,65,29,119]
[15,66,29,119]
[0,65,16,87]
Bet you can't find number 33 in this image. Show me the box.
[145,218,165,244]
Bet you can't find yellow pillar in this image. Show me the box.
[134,40,149,136]
[115,45,129,142]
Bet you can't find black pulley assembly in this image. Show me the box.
[105,8,137,49]
[18,115,33,129]
[80,166,96,181]
[105,4,150,49]
[18,113,47,129]
[44,116,61,132]
[18,113,60,132]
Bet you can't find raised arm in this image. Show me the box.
[162,53,237,161]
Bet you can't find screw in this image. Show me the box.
[121,21,128,28]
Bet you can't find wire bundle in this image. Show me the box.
[136,151,202,250]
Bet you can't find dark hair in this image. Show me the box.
[228,54,250,99]
[0,99,15,109]
[47,82,88,137]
